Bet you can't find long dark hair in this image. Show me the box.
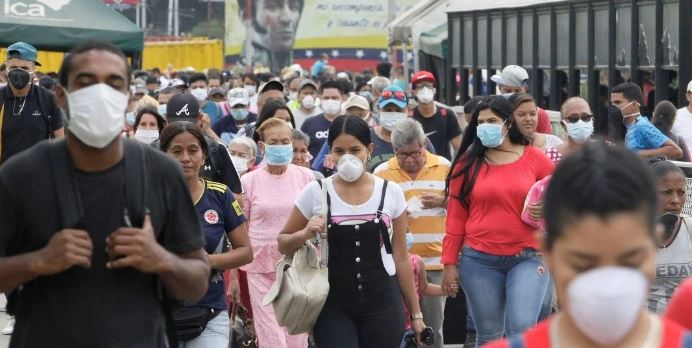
[159,122,209,159]
[446,96,528,209]
[134,107,166,133]
[253,99,296,142]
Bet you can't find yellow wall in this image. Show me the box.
[0,49,65,73]
[142,40,223,71]
[0,39,223,74]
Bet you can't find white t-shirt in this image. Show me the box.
[672,107,692,148]
[295,175,406,226]
[649,218,692,314]
[293,107,323,129]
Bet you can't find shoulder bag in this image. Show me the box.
[262,179,330,334]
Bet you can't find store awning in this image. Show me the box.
[419,23,448,59]
[0,0,144,53]
[389,0,451,46]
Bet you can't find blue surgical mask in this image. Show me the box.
[231,109,249,121]
[125,111,136,126]
[501,93,514,99]
[406,232,414,251]
[264,144,293,166]
[359,91,373,101]
[477,122,506,148]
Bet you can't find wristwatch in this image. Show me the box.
[411,312,424,321]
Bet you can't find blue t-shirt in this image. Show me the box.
[192,179,246,310]
[213,112,258,146]
[300,113,331,158]
[626,116,670,151]
[203,102,223,126]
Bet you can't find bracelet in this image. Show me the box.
[411,312,424,321]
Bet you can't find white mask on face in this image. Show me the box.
[134,129,159,145]
[67,83,129,149]
[302,95,315,109]
[563,120,594,144]
[230,155,249,175]
[417,87,435,104]
[322,99,342,116]
[191,88,208,102]
[288,91,298,101]
[567,266,647,346]
[379,111,407,131]
[244,84,257,96]
[337,154,365,182]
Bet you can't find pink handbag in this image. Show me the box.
[521,175,552,231]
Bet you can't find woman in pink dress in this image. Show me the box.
[240,118,315,348]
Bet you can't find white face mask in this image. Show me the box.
[379,111,407,131]
[417,87,435,104]
[288,91,298,101]
[244,84,257,96]
[230,155,249,175]
[67,83,129,149]
[563,120,594,144]
[191,88,208,102]
[322,99,342,116]
[157,104,168,118]
[567,266,647,346]
[337,154,365,182]
[134,129,160,145]
[302,95,315,109]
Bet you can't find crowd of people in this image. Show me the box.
[2,39,692,348]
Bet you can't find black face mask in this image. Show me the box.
[8,69,31,89]
[657,212,680,238]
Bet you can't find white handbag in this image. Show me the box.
[263,180,330,334]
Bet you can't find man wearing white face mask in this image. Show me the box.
[300,79,345,158]
[292,79,321,129]
[0,41,211,347]
[189,73,223,126]
[411,71,462,161]
[369,85,436,173]
[611,82,682,160]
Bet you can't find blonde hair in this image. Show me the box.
[137,94,159,112]
[255,118,292,141]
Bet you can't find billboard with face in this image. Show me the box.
[225,0,418,73]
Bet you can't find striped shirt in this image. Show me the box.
[374,150,451,270]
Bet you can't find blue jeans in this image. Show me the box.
[458,246,549,347]
[179,310,229,348]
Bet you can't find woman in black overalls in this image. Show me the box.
[279,116,427,347]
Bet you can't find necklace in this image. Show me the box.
[12,96,26,116]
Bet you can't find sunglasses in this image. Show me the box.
[381,90,407,102]
[564,113,593,124]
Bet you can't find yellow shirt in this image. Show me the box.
[374,150,451,270]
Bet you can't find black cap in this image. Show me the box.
[258,79,284,95]
[166,92,199,123]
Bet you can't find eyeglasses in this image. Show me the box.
[381,90,407,102]
[564,113,593,124]
[395,150,423,160]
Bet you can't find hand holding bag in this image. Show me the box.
[262,180,330,334]
[229,299,258,348]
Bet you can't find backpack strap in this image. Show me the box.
[375,180,393,255]
[507,334,525,348]
[47,139,84,228]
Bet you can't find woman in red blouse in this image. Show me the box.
[441,96,554,346]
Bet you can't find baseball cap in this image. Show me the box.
[344,95,370,111]
[227,87,250,107]
[411,71,436,87]
[171,78,188,88]
[134,79,147,94]
[298,79,318,92]
[257,79,284,95]
[377,85,408,109]
[687,80,692,93]
[7,42,41,66]
[209,87,226,98]
[490,65,529,87]
[166,93,200,123]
